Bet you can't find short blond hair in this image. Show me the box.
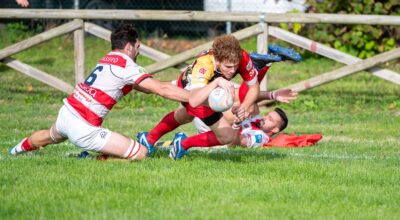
[212,35,242,63]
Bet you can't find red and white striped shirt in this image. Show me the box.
[64,51,151,126]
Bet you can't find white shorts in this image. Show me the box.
[54,105,112,152]
[193,117,211,134]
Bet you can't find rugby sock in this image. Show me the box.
[10,137,34,155]
[257,64,270,81]
[21,137,35,151]
[123,140,141,160]
[181,131,221,150]
[147,111,180,145]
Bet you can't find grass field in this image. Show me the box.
[1,29,400,219]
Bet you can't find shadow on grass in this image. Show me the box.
[199,149,287,163]
[28,57,56,66]
[62,147,287,163]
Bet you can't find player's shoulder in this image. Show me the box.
[196,53,214,66]
[98,51,129,68]
[192,54,214,76]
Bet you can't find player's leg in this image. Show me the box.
[170,114,236,160]
[10,116,66,155]
[268,44,302,62]
[138,105,193,156]
[147,105,193,144]
[62,113,148,161]
[249,53,281,70]
[100,132,148,160]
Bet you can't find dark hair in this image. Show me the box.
[111,24,138,50]
[274,107,288,132]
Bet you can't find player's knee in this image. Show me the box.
[217,132,235,145]
[49,125,66,144]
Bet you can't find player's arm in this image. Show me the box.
[241,81,260,116]
[238,50,260,117]
[133,81,175,94]
[188,59,234,108]
[137,77,189,102]
[189,77,234,108]
[257,89,298,103]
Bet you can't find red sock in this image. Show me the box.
[21,138,35,151]
[147,111,181,145]
[181,131,221,150]
[257,65,270,81]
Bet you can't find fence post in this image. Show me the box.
[74,19,85,84]
[257,13,268,91]
[226,0,232,34]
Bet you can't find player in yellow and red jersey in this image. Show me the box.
[138,35,261,160]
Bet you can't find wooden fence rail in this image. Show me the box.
[0,19,82,60]
[268,26,400,85]
[145,24,263,74]
[3,57,74,93]
[84,22,171,62]
[0,10,399,101]
[1,9,399,25]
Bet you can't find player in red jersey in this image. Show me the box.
[9,24,190,160]
[195,62,295,148]
[138,35,262,160]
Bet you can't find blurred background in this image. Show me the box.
[0,0,399,58]
[0,0,307,37]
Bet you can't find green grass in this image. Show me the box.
[1,29,400,219]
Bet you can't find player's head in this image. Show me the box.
[111,24,140,60]
[212,35,242,80]
[259,108,288,135]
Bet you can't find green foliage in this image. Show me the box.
[5,22,32,43]
[303,0,400,58]
[280,10,303,34]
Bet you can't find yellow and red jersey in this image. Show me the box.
[178,50,258,90]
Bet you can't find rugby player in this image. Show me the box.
[10,24,190,160]
[138,35,261,160]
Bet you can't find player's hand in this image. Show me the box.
[245,103,259,116]
[231,104,246,122]
[274,89,298,103]
[16,0,29,7]
[216,77,234,99]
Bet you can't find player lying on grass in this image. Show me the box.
[138,35,300,160]
[9,24,190,160]
[194,62,295,148]
[158,45,298,151]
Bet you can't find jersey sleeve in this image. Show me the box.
[242,129,269,148]
[124,65,152,85]
[238,50,258,86]
[189,58,214,89]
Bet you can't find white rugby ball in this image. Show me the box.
[208,87,234,112]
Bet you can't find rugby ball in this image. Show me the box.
[208,87,234,112]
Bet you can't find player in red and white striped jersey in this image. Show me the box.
[10,24,189,160]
